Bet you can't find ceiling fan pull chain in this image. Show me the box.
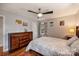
[39,8,41,13]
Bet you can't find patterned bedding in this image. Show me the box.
[26,37,74,56]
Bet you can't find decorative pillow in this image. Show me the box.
[67,36,78,46]
[70,39,79,53]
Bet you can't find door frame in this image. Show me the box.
[0,15,5,51]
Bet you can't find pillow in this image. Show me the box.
[67,36,78,46]
[70,39,79,53]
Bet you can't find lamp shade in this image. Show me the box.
[69,28,75,33]
[69,28,75,35]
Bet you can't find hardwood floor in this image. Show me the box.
[0,47,3,52]
[0,47,42,56]
[0,47,26,56]
[3,47,26,56]
[0,47,3,56]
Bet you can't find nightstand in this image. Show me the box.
[74,52,79,56]
[64,35,73,40]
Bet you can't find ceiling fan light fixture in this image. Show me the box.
[37,13,43,17]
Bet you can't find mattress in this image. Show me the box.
[26,37,74,56]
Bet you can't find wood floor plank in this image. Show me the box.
[0,47,3,52]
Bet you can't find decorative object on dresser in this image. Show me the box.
[8,32,32,52]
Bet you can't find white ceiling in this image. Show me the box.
[0,3,79,19]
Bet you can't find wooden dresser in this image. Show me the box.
[8,32,32,52]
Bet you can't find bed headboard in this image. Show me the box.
[76,26,79,37]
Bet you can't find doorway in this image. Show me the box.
[0,16,4,52]
[38,21,47,37]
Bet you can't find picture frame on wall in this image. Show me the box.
[49,22,53,27]
[60,20,64,26]
[16,19,22,24]
[23,22,28,26]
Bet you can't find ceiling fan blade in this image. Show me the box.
[28,10,38,14]
[43,11,53,14]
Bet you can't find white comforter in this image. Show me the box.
[26,37,74,56]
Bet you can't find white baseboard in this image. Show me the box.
[3,48,8,52]
[0,44,3,47]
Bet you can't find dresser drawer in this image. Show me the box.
[19,39,29,43]
[19,40,30,47]
[11,44,19,50]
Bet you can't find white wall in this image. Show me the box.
[0,10,37,52]
[41,14,78,38]
[75,12,79,25]
[32,21,39,39]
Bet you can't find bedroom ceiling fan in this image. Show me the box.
[27,8,53,18]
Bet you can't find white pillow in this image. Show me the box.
[70,39,79,53]
[67,36,78,46]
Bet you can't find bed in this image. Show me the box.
[26,26,79,56]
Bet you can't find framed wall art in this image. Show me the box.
[16,19,22,24]
[23,22,28,26]
[60,20,64,26]
[49,22,53,27]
